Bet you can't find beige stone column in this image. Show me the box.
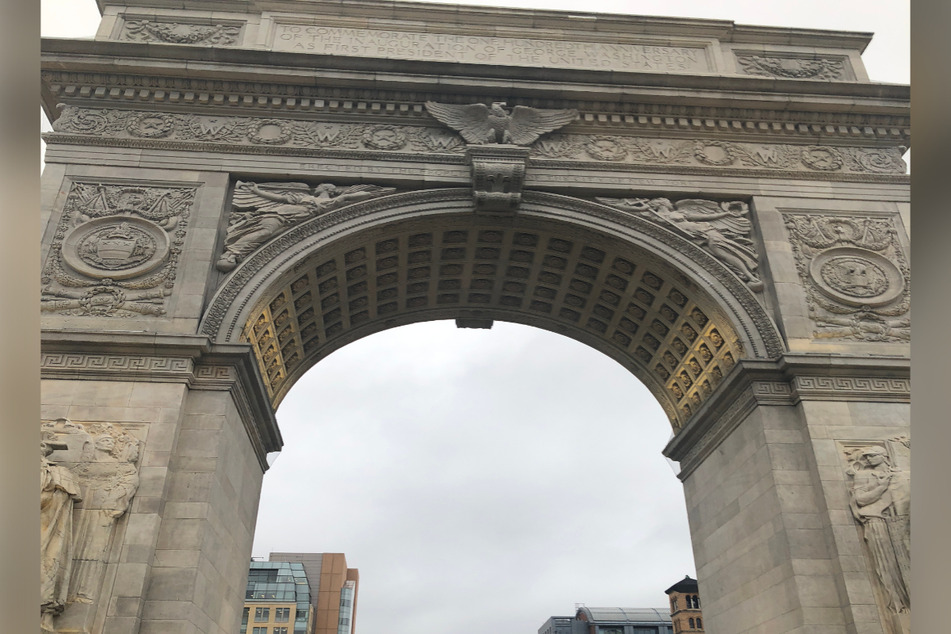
[666,356,910,634]
[41,334,281,634]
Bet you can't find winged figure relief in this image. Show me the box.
[216,180,395,271]
[598,196,764,292]
[425,101,578,146]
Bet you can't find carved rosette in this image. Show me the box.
[736,54,848,80]
[465,145,531,211]
[46,106,909,176]
[784,213,910,342]
[42,181,197,317]
[120,19,242,45]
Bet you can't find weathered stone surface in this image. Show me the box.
[40,1,908,633]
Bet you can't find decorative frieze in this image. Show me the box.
[41,180,197,318]
[48,106,908,177]
[736,53,849,81]
[783,213,910,342]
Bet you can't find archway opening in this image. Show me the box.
[251,320,695,634]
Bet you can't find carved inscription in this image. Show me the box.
[784,213,910,342]
[41,181,197,317]
[272,25,710,73]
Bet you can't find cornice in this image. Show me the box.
[40,38,909,111]
[40,62,911,148]
[664,353,910,478]
[95,0,874,51]
[40,330,283,469]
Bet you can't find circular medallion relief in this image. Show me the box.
[62,216,170,280]
[809,247,905,307]
[362,126,407,150]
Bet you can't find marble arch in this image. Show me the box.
[201,189,784,421]
[40,1,909,633]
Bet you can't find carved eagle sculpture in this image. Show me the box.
[425,101,578,146]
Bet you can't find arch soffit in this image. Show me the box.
[200,189,784,429]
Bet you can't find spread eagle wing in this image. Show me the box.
[425,102,494,144]
[231,181,310,213]
[506,106,578,146]
[673,199,752,239]
[328,183,398,208]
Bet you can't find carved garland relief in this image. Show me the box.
[41,419,141,633]
[48,105,908,175]
[42,181,197,317]
[784,213,910,342]
[735,53,849,80]
[120,19,242,45]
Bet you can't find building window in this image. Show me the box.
[252,628,267,634]
[275,607,290,622]
[242,607,250,624]
[274,628,288,634]
[692,595,700,609]
[255,607,270,622]
[689,618,695,629]
[696,618,702,629]
[671,597,678,610]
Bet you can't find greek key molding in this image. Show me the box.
[792,375,910,400]
[41,352,193,376]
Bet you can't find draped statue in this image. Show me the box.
[40,434,82,631]
[846,443,911,615]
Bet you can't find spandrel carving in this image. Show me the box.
[784,213,910,342]
[597,197,764,291]
[217,181,397,272]
[425,101,578,146]
[843,438,911,630]
[42,182,197,317]
[39,419,141,633]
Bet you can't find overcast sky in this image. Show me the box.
[41,1,908,633]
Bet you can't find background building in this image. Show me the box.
[664,576,704,633]
[541,607,673,634]
[241,560,314,634]
[269,553,359,634]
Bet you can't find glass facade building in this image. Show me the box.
[240,561,313,634]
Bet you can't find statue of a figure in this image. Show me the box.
[41,436,82,631]
[597,197,764,291]
[67,429,140,606]
[847,445,911,614]
[216,180,396,271]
